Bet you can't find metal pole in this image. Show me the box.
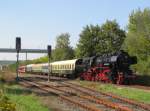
[48,57,50,82]
[47,45,51,82]
[26,52,27,62]
[16,52,19,81]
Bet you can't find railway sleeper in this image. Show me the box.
[79,95,132,111]
[59,95,102,111]
[66,82,150,111]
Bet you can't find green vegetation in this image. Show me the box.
[52,33,74,61]
[0,72,16,111]
[1,85,50,111]
[0,93,16,111]
[76,20,125,57]
[124,8,150,75]
[77,80,150,103]
[0,72,50,111]
[0,83,16,111]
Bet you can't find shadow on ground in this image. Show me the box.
[5,85,59,97]
[134,75,150,86]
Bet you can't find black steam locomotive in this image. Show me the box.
[80,50,137,84]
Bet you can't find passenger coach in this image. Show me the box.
[50,59,83,78]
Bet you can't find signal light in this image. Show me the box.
[47,45,51,57]
[16,37,21,52]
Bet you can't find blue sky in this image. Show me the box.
[0,0,150,60]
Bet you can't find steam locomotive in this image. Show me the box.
[80,50,137,84]
[20,50,137,85]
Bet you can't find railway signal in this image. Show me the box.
[47,45,51,82]
[16,37,21,81]
[16,37,21,52]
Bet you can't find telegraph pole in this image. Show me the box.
[16,37,21,81]
[47,45,51,82]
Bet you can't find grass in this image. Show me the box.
[76,80,150,104]
[0,71,50,111]
[3,85,50,111]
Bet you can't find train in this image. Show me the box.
[19,50,137,84]
[24,59,83,78]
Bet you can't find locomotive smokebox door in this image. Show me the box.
[16,37,21,52]
[47,45,51,58]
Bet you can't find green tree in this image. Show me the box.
[52,33,74,61]
[76,25,100,57]
[76,20,125,57]
[96,20,125,54]
[124,8,150,74]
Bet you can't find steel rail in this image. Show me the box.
[19,78,103,111]
[66,82,150,111]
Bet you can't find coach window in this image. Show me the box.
[65,65,67,69]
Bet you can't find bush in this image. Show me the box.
[0,92,16,111]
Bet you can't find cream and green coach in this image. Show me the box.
[50,59,83,78]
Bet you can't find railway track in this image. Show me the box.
[64,82,150,111]
[23,73,150,92]
[19,78,106,111]
[19,74,150,111]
